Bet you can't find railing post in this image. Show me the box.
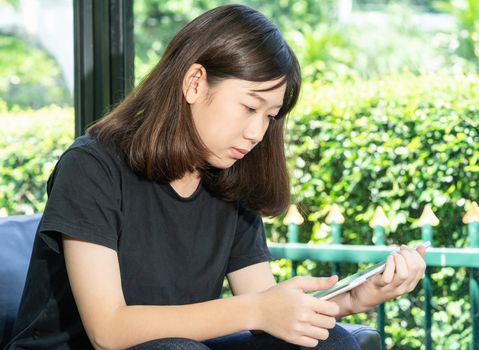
[284,205,304,277]
[369,206,389,350]
[327,204,344,244]
[463,201,479,350]
[370,207,388,246]
[326,204,344,276]
[418,204,439,350]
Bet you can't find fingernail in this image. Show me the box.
[400,244,407,250]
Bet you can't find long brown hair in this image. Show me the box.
[86,4,301,216]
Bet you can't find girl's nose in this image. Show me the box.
[243,114,268,144]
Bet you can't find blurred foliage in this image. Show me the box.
[0,0,19,8]
[133,0,338,81]
[356,0,439,11]
[134,1,460,85]
[0,34,70,110]
[434,0,479,68]
[348,4,453,78]
[286,4,451,84]
[0,106,74,216]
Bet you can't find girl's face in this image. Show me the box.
[188,76,286,169]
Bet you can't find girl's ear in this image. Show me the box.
[182,63,208,104]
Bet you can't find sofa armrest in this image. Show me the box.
[339,322,381,350]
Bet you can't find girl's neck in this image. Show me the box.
[169,171,201,198]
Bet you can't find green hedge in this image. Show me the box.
[285,73,478,246]
[2,74,478,349]
[0,106,74,216]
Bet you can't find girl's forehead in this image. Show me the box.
[233,79,286,106]
[237,77,285,90]
[218,78,286,97]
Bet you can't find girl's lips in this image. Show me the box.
[230,147,248,159]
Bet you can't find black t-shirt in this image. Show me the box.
[6,136,272,350]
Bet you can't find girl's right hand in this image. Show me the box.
[254,276,340,348]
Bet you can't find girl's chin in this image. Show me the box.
[206,157,238,170]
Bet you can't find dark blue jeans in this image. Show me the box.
[127,324,361,350]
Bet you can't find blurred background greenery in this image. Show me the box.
[1,0,478,348]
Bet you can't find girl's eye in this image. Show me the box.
[244,105,278,121]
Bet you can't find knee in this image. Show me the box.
[173,338,211,350]
[128,337,210,350]
[305,325,361,350]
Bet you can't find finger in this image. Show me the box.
[290,275,338,293]
[295,336,319,348]
[308,313,336,329]
[398,248,420,291]
[301,323,330,341]
[417,249,427,275]
[401,246,426,275]
[401,248,427,291]
[416,245,426,258]
[393,251,409,283]
[311,300,340,317]
[399,246,416,271]
[381,253,396,284]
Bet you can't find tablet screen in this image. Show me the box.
[312,260,386,299]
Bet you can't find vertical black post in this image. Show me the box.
[74,0,134,137]
[110,0,134,104]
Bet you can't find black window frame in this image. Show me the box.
[73,0,134,137]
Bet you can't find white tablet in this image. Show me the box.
[312,241,431,300]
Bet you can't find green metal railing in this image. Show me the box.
[269,202,479,350]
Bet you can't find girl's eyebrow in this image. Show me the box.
[246,92,283,109]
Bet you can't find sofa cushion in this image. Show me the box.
[0,214,41,347]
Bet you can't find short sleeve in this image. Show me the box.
[39,147,123,253]
[226,206,273,273]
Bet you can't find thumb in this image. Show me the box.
[416,245,426,258]
[289,275,338,293]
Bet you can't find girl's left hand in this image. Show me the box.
[349,245,427,311]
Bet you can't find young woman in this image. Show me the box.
[6,5,426,350]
